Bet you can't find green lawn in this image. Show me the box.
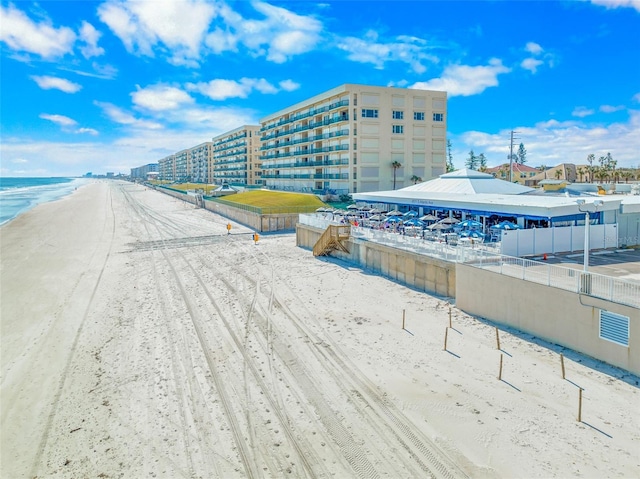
[220,190,327,208]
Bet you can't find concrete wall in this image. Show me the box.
[156,186,299,232]
[456,263,640,375]
[297,224,455,298]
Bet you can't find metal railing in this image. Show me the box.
[459,248,640,309]
[299,214,639,309]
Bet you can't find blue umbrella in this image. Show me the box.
[403,211,418,219]
[492,221,520,230]
[385,216,402,223]
[404,218,425,227]
[459,229,485,239]
[458,219,483,229]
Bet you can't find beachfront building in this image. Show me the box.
[189,142,214,184]
[174,149,189,182]
[158,154,175,181]
[130,162,158,180]
[259,83,447,196]
[487,163,539,185]
[212,125,262,187]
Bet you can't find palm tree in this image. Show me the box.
[410,175,422,184]
[391,161,402,190]
[554,169,563,180]
[577,167,585,183]
[538,164,547,179]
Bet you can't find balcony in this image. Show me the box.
[262,158,349,169]
[260,129,349,151]
[260,99,349,132]
[260,144,349,161]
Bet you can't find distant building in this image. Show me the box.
[525,163,578,186]
[190,142,214,184]
[486,163,539,185]
[259,83,447,195]
[212,125,262,187]
[158,154,175,181]
[130,163,158,180]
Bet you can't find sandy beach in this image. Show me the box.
[1,180,638,478]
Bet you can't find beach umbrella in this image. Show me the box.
[403,211,418,219]
[316,207,330,212]
[386,210,403,216]
[458,219,483,229]
[428,222,453,230]
[459,229,484,239]
[368,214,385,221]
[404,218,425,227]
[438,217,460,224]
[385,216,402,223]
[347,204,359,210]
[369,208,382,214]
[358,205,372,211]
[419,214,439,222]
[492,221,520,230]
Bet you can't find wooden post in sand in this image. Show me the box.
[560,354,566,379]
[402,309,406,329]
[495,327,501,350]
[448,305,452,328]
[498,353,504,380]
[443,327,449,351]
[577,388,583,422]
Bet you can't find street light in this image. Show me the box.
[576,199,604,273]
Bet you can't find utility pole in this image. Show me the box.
[509,130,519,182]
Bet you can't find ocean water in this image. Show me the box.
[0,177,86,226]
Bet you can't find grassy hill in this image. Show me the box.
[220,190,326,209]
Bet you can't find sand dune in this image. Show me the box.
[1,180,638,478]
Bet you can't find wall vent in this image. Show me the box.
[599,310,629,347]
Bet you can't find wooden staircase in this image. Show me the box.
[313,225,351,257]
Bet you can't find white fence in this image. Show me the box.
[500,224,618,257]
[299,214,638,309]
[458,249,640,310]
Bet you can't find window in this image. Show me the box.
[362,108,379,118]
[433,113,444,122]
[392,110,404,120]
[414,111,425,121]
[392,125,404,134]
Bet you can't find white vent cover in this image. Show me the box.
[599,310,629,347]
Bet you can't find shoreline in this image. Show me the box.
[2,181,638,478]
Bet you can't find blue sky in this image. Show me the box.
[1,0,639,177]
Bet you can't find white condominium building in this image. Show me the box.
[158,154,175,181]
[190,142,214,184]
[259,83,447,195]
[212,125,262,186]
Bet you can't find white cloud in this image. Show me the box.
[186,78,285,100]
[600,104,625,113]
[131,84,194,111]
[521,57,544,73]
[572,106,595,118]
[94,101,163,129]
[79,21,105,58]
[40,113,77,127]
[336,30,439,74]
[411,59,511,97]
[98,0,216,65]
[249,0,323,63]
[525,42,543,55]
[632,92,640,103]
[454,110,640,169]
[31,75,82,93]
[590,0,640,12]
[0,4,76,59]
[76,127,99,136]
[279,79,300,92]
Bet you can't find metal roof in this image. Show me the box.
[402,168,533,195]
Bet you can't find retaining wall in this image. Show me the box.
[296,224,455,298]
[156,186,299,232]
[456,263,640,375]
